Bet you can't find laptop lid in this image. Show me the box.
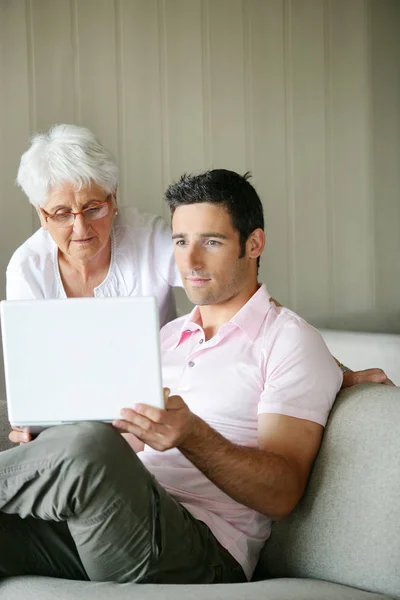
[0,296,164,428]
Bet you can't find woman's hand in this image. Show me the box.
[9,427,33,444]
[341,368,395,389]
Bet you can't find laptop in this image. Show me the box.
[0,297,164,432]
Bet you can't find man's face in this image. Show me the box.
[172,202,255,306]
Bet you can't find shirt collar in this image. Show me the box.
[230,284,272,341]
[167,306,203,350]
[167,284,272,350]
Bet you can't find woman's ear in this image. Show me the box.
[35,206,47,230]
[112,187,118,215]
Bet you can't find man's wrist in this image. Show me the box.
[179,414,206,453]
[338,362,353,374]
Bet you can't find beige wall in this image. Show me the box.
[0,0,399,334]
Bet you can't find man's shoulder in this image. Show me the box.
[268,304,315,329]
[262,304,328,354]
[7,228,54,274]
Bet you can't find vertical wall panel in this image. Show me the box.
[0,0,32,281]
[207,0,247,171]
[164,0,205,182]
[30,0,75,129]
[74,0,119,161]
[248,0,290,304]
[288,0,330,319]
[328,0,375,317]
[118,0,164,212]
[371,0,400,323]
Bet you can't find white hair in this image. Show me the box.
[16,124,119,207]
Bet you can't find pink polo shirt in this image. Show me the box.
[139,284,342,579]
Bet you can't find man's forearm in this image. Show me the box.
[179,416,303,520]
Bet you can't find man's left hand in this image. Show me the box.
[113,388,195,451]
[341,368,395,389]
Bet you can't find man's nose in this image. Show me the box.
[185,245,203,270]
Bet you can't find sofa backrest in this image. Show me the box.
[255,383,400,599]
[319,328,400,386]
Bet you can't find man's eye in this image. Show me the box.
[206,240,220,246]
[175,240,186,246]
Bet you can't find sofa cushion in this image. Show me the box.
[256,384,400,598]
[0,576,392,600]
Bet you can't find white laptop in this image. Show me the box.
[0,297,164,431]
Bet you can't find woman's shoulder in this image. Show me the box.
[114,206,172,250]
[115,206,169,233]
[112,206,177,287]
[7,228,55,274]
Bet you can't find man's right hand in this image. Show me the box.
[9,427,32,444]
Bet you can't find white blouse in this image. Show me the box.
[6,207,181,327]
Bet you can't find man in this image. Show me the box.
[0,171,383,582]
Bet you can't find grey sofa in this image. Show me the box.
[0,383,399,600]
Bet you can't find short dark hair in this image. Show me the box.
[165,169,264,268]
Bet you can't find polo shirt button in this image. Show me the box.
[199,339,204,344]
[188,361,195,367]
[185,329,191,333]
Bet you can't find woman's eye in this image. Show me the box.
[53,213,71,222]
[84,206,101,215]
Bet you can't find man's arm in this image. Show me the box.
[179,411,323,520]
[113,392,323,520]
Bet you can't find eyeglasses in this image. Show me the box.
[42,197,111,228]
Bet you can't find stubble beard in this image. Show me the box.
[184,262,248,307]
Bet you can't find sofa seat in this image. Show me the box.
[0,576,393,600]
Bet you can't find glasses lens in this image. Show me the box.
[48,213,74,227]
[83,203,109,221]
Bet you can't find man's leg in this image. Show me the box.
[0,422,245,583]
[0,513,87,579]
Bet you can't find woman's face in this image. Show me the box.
[39,182,117,264]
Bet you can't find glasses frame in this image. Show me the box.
[41,196,112,228]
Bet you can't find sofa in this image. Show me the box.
[0,383,399,600]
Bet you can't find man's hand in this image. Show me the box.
[341,368,395,389]
[113,388,195,452]
[9,427,32,444]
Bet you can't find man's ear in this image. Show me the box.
[247,228,265,259]
[35,206,47,230]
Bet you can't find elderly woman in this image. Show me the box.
[6,124,180,327]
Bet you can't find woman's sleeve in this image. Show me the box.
[6,266,43,300]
